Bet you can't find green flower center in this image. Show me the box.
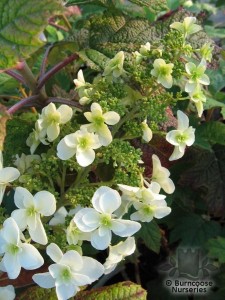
[93,116,105,127]
[8,244,20,255]
[27,206,37,217]
[100,214,112,227]
[79,137,89,149]
[176,134,186,143]
[48,112,61,124]
[159,66,170,77]
[60,267,72,282]
[142,205,154,215]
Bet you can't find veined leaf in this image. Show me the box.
[0,0,63,69]
[170,214,221,247]
[207,237,225,263]
[136,220,162,253]
[196,122,225,146]
[74,281,147,300]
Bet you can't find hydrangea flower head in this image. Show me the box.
[33,243,104,300]
[0,217,43,279]
[83,102,120,146]
[166,110,195,161]
[74,186,141,250]
[11,187,56,245]
[151,59,174,88]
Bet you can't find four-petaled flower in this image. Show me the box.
[0,151,20,205]
[103,51,125,78]
[82,102,120,146]
[11,187,56,245]
[33,243,104,300]
[185,60,210,93]
[57,127,101,167]
[170,16,202,38]
[151,59,174,88]
[38,103,73,142]
[151,154,175,194]
[166,110,195,161]
[74,186,141,250]
[0,218,43,279]
[104,237,136,274]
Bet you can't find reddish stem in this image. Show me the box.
[37,53,79,90]
[5,70,27,86]
[47,97,82,109]
[40,44,54,78]
[7,95,39,115]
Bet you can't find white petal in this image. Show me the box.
[91,229,112,250]
[169,146,184,161]
[29,216,48,245]
[49,207,68,226]
[103,111,120,125]
[199,74,210,85]
[57,138,76,160]
[1,217,20,244]
[32,272,55,288]
[184,127,195,146]
[74,208,100,232]
[91,102,102,115]
[43,102,56,115]
[60,250,83,271]
[3,253,21,279]
[14,187,33,208]
[76,148,95,167]
[0,285,16,300]
[80,257,104,281]
[0,167,20,183]
[154,207,171,219]
[19,243,44,269]
[185,81,196,93]
[157,178,175,194]
[58,105,73,124]
[111,219,141,237]
[56,283,78,300]
[47,243,63,263]
[177,110,189,131]
[166,130,180,146]
[34,191,56,216]
[92,186,121,214]
[47,123,60,142]
[11,209,28,231]
[185,62,196,74]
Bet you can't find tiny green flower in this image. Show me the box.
[185,60,210,92]
[151,59,174,89]
[170,17,202,38]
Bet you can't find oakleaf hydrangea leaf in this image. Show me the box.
[207,237,225,264]
[74,281,147,300]
[0,0,63,69]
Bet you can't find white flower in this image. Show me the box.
[116,184,140,217]
[151,59,174,89]
[73,69,86,89]
[0,152,20,205]
[0,218,43,279]
[11,187,56,245]
[0,285,16,300]
[57,127,101,167]
[189,87,206,117]
[104,237,136,274]
[141,119,153,142]
[200,42,214,62]
[33,243,104,300]
[74,186,141,250]
[185,60,210,93]
[66,219,91,245]
[14,153,41,174]
[38,103,73,142]
[170,17,202,38]
[151,154,175,194]
[134,42,151,63]
[166,110,195,161]
[26,120,49,154]
[103,51,125,78]
[130,183,171,222]
[49,207,68,226]
[82,102,120,146]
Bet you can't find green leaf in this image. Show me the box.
[205,25,225,39]
[74,281,147,300]
[0,73,19,95]
[195,122,225,146]
[207,237,225,263]
[0,0,63,69]
[170,214,221,247]
[128,0,168,13]
[204,96,225,114]
[179,146,225,217]
[18,286,57,300]
[136,220,161,253]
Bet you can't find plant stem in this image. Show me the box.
[7,95,39,114]
[40,44,54,78]
[37,53,79,90]
[4,70,27,85]
[47,97,82,110]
